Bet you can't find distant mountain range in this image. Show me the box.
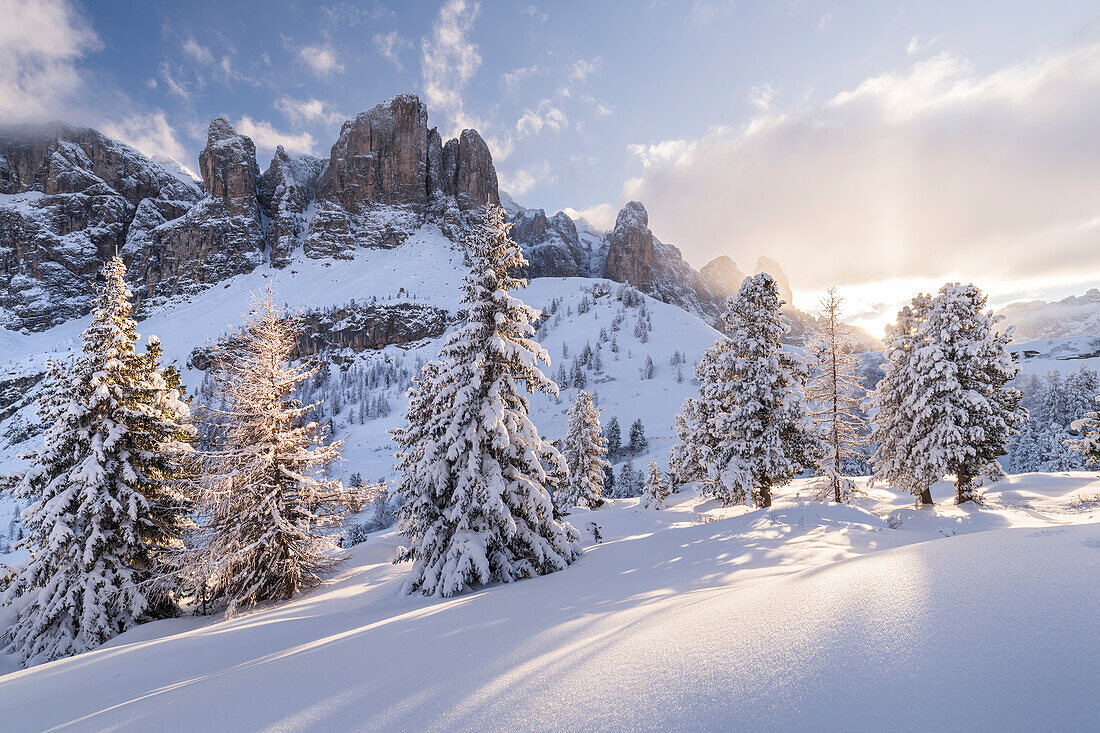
[997,289,1100,342]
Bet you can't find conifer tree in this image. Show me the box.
[605,417,621,457]
[868,296,938,505]
[806,289,866,502]
[199,289,348,615]
[628,418,648,454]
[911,284,1023,503]
[618,459,640,497]
[641,460,669,510]
[556,391,611,511]
[1071,396,1100,466]
[675,274,816,507]
[3,257,195,665]
[393,205,580,597]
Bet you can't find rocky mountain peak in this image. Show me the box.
[198,117,261,216]
[700,255,746,297]
[753,256,793,305]
[615,200,649,230]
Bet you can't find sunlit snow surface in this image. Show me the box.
[0,474,1097,730]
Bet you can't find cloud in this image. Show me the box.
[321,1,393,25]
[621,43,1100,303]
[748,83,775,111]
[690,0,733,25]
[421,0,482,134]
[0,0,100,123]
[569,56,602,84]
[100,110,188,163]
[275,95,345,125]
[182,37,214,65]
[158,61,194,101]
[501,65,540,94]
[515,99,567,136]
[520,5,548,24]
[818,13,832,31]
[298,44,344,76]
[595,104,613,116]
[906,35,941,57]
[373,30,410,70]
[502,160,555,196]
[236,116,315,154]
[561,202,619,232]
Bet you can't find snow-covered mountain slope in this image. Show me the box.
[999,289,1100,341]
[1,474,1096,730]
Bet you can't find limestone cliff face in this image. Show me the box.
[0,123,200,330]
[700,256,747,300]
[0,95,504,332]
[129,118,267,303]
[258,147,324,268]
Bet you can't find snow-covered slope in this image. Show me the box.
[0,475,1096,730]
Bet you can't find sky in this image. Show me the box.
[2,0,1099,335]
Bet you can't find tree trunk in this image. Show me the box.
[758,486,772,508]
[919,486,934,506]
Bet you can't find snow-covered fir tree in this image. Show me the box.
[915,284,1022,503]
[640,460,670,510]
[628,418,648,454]
[556,391,611,512]
[605,417,621,456]
[805,289,866,502]
[673,274,817,507]
[868,295,938,505]
[3,257,196,666]
[198,288,348,615]
[392,205,580,597]
[617,459,641,498]
[1071,395,1100,465]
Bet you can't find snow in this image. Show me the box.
[0,474,1096,730]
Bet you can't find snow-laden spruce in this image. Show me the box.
[805,289,867,502]
[198,288,348,615]
[392,205,581,597]
[2,257,196,666]
[556,391,611,512]
[1071,395,1100,465]
[671,274,817,507]
[640,460,669,510]
[870,283,1023,504]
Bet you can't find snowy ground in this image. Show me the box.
[0,472,1097,731]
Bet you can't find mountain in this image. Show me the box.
[998,289,1100,342]
[0,95,499,332]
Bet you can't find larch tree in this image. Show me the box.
[392,205,581,598]
[805,288,867,502]
[3,257,195,666]
[199,288,348,616]
[556,391,611,512]
[641,460,670,510]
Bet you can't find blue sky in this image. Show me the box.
[3,0,1100,333]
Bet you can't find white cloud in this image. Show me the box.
[569,56,602,84]
[275,95,345,125]
[182,37,214,64]
[622,43,1100,301]
[561,202,619,232]
[690,0,733,25]
[595,104,613,116]
[516,99,567,136]
[421,0,482,134]
[0,0,100,123]
[502,160,555,196]
[236,116,316,154]
[501,65,540,94]
[748,83,775,111]
[520,5,548,24]
[818,13,832,31]
[373,30,410,71]
[100,110,188,163]
[298,44,344,76]
[158,61,193,101]
[906,35,941,57]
